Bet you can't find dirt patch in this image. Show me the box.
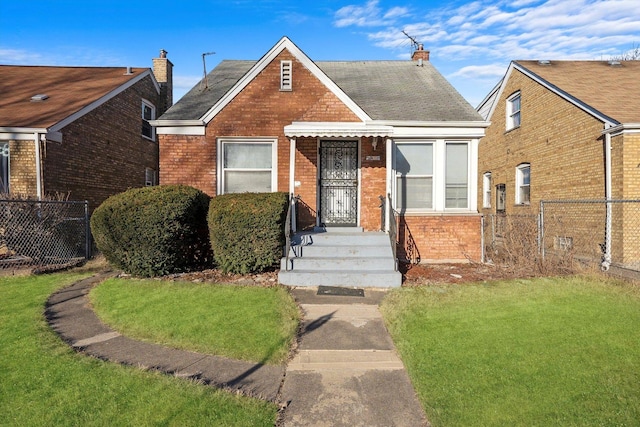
[162,268,279,287]
[400,262,523,286]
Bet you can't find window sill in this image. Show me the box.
[142,135,156,142]
[504,125,520,134]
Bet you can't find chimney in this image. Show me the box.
[412,43,430,63]
[152,49,173,115]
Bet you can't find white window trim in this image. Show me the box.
[216,137,278,195]
[392,139,476,213]
[515,163,530,205]
[444,141,470,211]
[506,91,521,131]
[141,99,156,141]
[280,60,292,91]
[483,172,492,208]
[393,140,435,212]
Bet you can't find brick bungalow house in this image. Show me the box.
[0,50,173,211]
[477,60,640,269]
[153,37,487,286]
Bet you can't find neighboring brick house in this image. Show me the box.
[477,60,640,267]
[0,50,173,211]
[154,37,487,265]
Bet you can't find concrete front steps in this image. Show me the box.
[278,227,402,288]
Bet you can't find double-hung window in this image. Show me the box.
[141,100,156,140]
[483,172,492,208]
[0,142,8,193]
[219,138,277,194]
[395,143,433,210]
[516,163,530,205]
[145,167,157,186]
[506,92,521,130]
[445,142,468,209]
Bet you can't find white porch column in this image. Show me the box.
[385,137,393,232]
[289,137,297,233]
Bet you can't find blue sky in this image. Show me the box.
[1,0,638,107]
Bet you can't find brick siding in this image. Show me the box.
[42,77,161,211]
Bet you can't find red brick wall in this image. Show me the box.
[360,137,386,231]
[43,76,161,211]
[160,49,360,199]
[399,215,482,262]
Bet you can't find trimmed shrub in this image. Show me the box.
[91,185,212,277]
[208,192,288,274]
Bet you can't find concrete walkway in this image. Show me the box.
[45,273,284,401]
[280,288,428,426]
[46,275,428,426]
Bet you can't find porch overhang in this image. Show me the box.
[284,122,393,138]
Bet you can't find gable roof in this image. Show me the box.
[0,65,158,130]
[481,60,640,125]
[158,36,481,124]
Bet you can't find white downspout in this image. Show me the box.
[603,128,612,270]
[34,132,43,200]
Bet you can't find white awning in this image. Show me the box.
[284,122,393,138]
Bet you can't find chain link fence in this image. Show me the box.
[0,199,90,273]
[483,200,640,274]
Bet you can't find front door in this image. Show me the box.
[319,140,358,227]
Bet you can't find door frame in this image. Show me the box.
[316,138,361,227]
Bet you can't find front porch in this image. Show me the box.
[278,227,402,288]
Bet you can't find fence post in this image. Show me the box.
[84,201,91,260]
[538,200,545,261]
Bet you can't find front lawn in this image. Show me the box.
[90,278,299,364]
[0,273,278,426]
[381,276,640,426]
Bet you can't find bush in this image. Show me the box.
[90,185,212,277]
[208,192,288,274]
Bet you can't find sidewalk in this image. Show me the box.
[45,273,284,401]
[280,287,428,427]
[46,275,428,426]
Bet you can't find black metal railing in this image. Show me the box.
[284,194,299,271]
[387,193,398,270]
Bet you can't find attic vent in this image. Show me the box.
[538,60,551,65]
[31,94,49,102]
[280,60,292,91]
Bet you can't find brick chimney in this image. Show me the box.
[152,49,173,115]
[411,43,430,63]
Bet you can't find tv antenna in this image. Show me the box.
[402,30,420,52]
[201,51,216,90]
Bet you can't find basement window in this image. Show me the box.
[280,60,292,91]
[145,167,157,186]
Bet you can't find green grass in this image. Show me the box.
[381,276,640,426]
[90,278,299,364]
[0,273,278,426]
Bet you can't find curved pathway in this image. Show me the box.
[45,273,284,401]
[46,274,428,426]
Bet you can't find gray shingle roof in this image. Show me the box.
[160,59,481,122]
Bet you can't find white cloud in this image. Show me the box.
[334,0,411,28]
[0,48,43,64]
[449,64,507,80]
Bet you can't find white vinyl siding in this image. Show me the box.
[218,138,277,194]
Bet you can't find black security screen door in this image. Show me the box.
[319,140,358,226]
